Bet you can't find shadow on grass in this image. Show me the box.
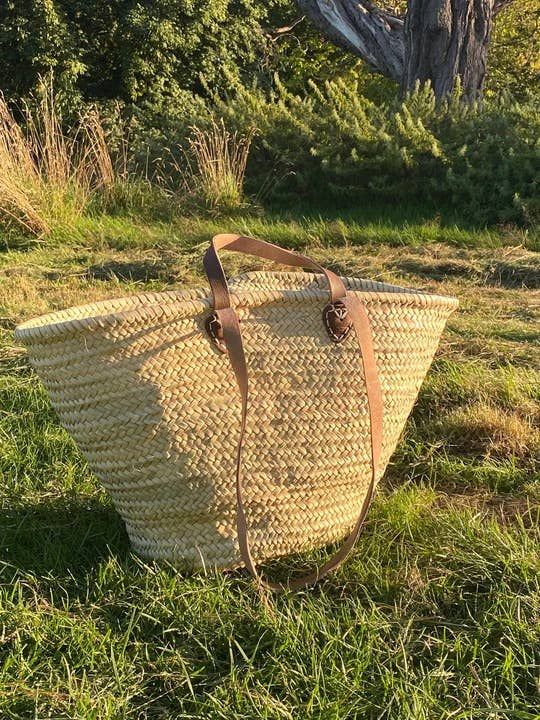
[262,197,501,231]
[0,496,130,576]
[396,257,540,288]
[267,197,447,222]
[83,257,180,284]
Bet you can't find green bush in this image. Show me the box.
[2,1,537,108]
[209,79,540,225]
[443,97,540,225]
[0,0,291,106]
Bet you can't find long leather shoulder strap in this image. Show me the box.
[217,292,383,593]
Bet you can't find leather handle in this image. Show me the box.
[203,233,348,311]
[215,279,383,592]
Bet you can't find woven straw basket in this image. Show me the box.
[15,235,458,590]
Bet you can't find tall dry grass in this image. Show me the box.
[184,120,254,211]
[0,85,115,237]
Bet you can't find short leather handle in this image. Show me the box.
[204,233,347,311]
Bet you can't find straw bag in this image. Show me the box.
[15,234,458,590]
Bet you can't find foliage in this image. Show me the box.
[0,3,538,231]
[443,96,540,225]
[488,0,540,98]
[0,0,84,109]
[0,74,537,233]
[116,92,212,183]
[1,0,539,114]
[0,0,291,106]
[209,79,540,225]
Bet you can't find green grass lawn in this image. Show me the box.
[1,208,539,719]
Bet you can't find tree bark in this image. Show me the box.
[296,0,405,82]
[297,0,509,100]
[403,0,494,99]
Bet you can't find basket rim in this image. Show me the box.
[15,270,459,341]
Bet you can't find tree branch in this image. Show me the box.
[272,16,306,36]
[296,0,405,81]
[493,0,516,15]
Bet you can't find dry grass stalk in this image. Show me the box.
[79,107,116,191]
[0,82,115,237]
[186,119,254,211]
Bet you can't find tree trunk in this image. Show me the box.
[296,0,405,82]
[297,0,504,100]
[403,0,494,99]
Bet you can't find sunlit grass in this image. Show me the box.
[0,210,538,718]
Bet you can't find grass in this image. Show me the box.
[0,206,539,719]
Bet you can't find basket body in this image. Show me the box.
[15,271,457,569]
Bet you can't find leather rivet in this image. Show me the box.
[205,312,227,353]
[323,301,352,343]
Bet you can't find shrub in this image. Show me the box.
[443,96,540,225]
[0,0,293,106]
[210,79,540,225]
[80,76,539,227]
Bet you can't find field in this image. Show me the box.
[1,206,539,719]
